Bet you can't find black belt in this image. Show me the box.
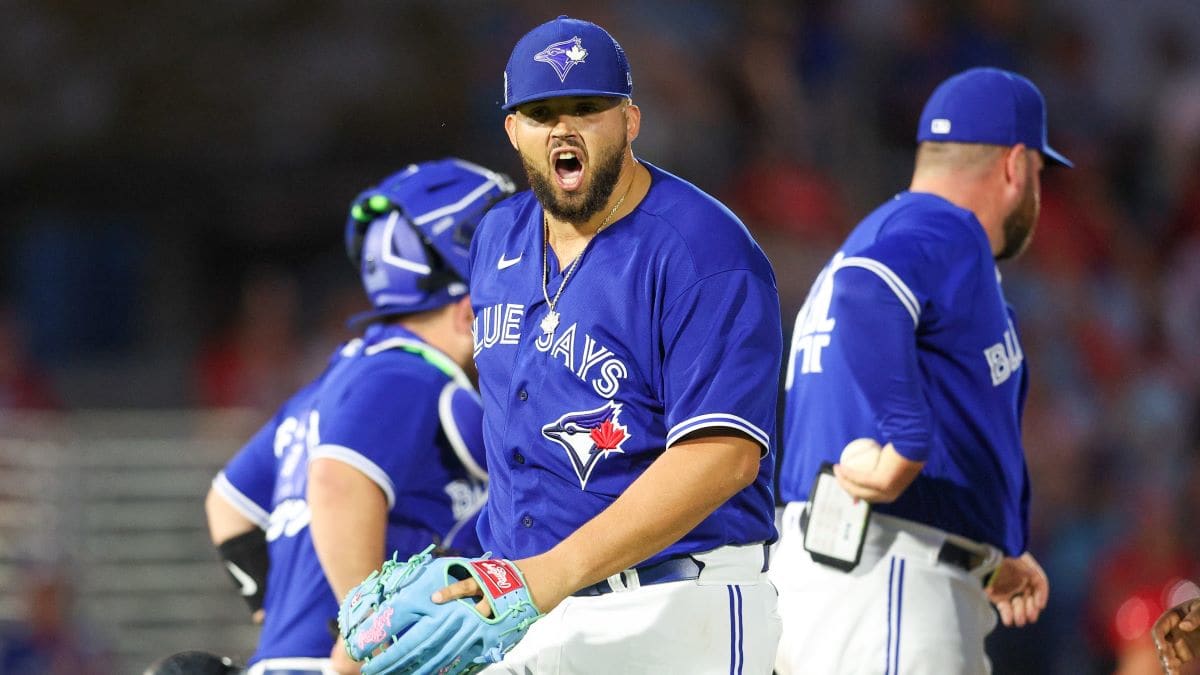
[573,555,705,597]
[937,540,987,573]
[799,507,984,573]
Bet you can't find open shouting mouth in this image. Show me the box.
[551,146,585,192]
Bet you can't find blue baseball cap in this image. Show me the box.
[503,15,632,111]
[917,67,1072,167]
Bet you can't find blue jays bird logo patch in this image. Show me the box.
[534,36,588,82]
[541,401,630,489]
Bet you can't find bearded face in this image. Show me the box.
[523,131,626,225]
[996,157,1042,261]
[506,96,632,226]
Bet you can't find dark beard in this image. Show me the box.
[524,145,625,225]
[997,179,1038,261]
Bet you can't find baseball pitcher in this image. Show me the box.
[336,15,783,675]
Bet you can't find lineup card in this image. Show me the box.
[803,466,870,571]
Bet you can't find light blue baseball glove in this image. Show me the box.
[339,545,543,675]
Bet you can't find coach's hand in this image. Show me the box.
[985,552,1048,628]
[832,443,924,503]
[1154,597,1200,674]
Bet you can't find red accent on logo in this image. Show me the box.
[470,560,524,598]
[590,419,626,451]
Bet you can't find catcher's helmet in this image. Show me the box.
[345,158,514,324]
[143,650,242,675]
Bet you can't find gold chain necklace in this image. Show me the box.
[540,175,635,337]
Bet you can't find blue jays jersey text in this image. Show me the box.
[470,162,782,566]
[779,191,1031,555]
[213,324,486,664]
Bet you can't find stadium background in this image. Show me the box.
[2,1,1200,673]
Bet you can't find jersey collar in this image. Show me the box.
[361,323,474,390]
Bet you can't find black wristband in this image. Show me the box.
[217,529,269,614]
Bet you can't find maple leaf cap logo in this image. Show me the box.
[565,43,587,62]
[533,36,588,83]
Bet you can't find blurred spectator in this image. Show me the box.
[8,221,143,364]
[734,2,811,160]
[1151,27,1200,198]
[725,157,849,244]
[193,266,303,412]
[873,0,959,151]
[1162,234,1200,386]
[1086,487,1200,673]
[793,0,850,94]
[1030,17,1111,158]
[1022,148,1119,288]
[0,306,59,409]
[297,279,365,382]
[0,566,113,675]
[954,0,1026,71]
[1164,153,1200,252]
[724,155,850,320]
[618,2,742,189]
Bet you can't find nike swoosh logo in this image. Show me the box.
[225,561,258,597]
[497,254,523,270]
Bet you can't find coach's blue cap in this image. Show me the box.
[917,67,1072,167]
[503,15,632,111]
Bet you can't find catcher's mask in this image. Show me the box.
[143,650,242,675]
[344,158,514,326]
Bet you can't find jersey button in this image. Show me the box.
[521,515,534,528]
[514,450,525,464]
[517,389,528,401]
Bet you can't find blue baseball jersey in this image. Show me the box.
[213,323,487,664]
[779,191,1031,555]
[469,162,782,566]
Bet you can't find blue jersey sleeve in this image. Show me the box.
[215,418,278,529]
[830,217,985,462]
[860,212,983,326]
[827,265,933,461]
[661,269,781,452]
[308,367,441,508]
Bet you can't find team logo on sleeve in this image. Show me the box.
[534,36,587,82]
[541,401,630,489]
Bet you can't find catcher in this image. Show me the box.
[143,651,242,675]
[206,158,511,674]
